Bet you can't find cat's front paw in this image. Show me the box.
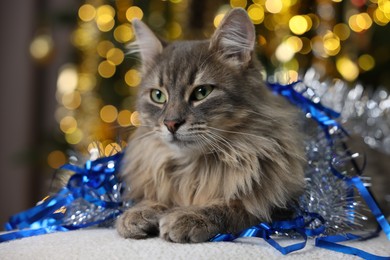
[159,210,219,243]
[116,207,160,239]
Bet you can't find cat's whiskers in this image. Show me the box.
[208,126,280,148]
[206,131,236,152]
[207,131,254,168]
[131,129,157,143]
[193,136,210,172]
[199,133,238,162]
[235,107,280,122]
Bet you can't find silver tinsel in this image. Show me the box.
[303,68,390,155]
[292,68,390,234]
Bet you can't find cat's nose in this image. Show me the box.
[164,119,185,134]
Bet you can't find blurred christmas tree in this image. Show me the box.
[30,0,390,175]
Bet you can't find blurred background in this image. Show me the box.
[1,0,390,230]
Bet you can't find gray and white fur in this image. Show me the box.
[116,8,306,243]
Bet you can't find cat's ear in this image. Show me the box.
[130,19,163,72]
[209,8,255,68]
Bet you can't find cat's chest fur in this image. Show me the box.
[122,127,262,207]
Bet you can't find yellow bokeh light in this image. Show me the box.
[60,116,78,134]
[358,54,375,71]
[96,5,115,17]
[323,32,340,56]
[57,64,78,95]
[114,23,134,43]
[125,69,141,87]
[98,60,116,78]
[100,105,118,123]
[104,143,122,156]
[97,40,114,58]
[349,13,372,32]
[117,110,133,127]
[47,150,67,169]
[379,0,390,13]
[336,57,359,82]
[356,13,372,29]
[96,14,115,32]
[333,23,350,41]
[168,22,182,39]
[286,36,303,52]
[373,8,389,26]
[126,6,144,21]
[62,91,81,110]
[213,14,225,28]
[130,111,141,126]
[107,48,124,65]
[95,5,116,32]
[289,15,311,35]
[265,0,283,14]
[78,4,96,22]
[65,129,83,145]
[247,4,265,24]
[30,35,53,60]
[230,0,247,8]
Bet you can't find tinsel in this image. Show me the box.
[303,68,390,155]
[1,75,389,258]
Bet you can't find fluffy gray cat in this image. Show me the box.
[116,8,305,243]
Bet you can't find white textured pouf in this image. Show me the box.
[1,228,389,259]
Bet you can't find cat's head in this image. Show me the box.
[131,8,267,152]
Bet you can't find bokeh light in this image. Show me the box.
[130,111,141,126]
[125,69,141,87]
[100,105,118,123]
[114,23,134,43]
[358,54,376,71]
[30,35,53,61]
[98,60,116,78]
[289,15,312,35]
[78,4,96,22]
[230,0,247,8]
[247,4,265,24]
[60,116,78,134]
[214,13,225,28]
[265,0,283,14]
[349,13,373,32]
[117,110,133,127]
[336,57,360,81]
[106,48,124,65]
[47,150,67,169]
[57,64,78,95]
[126,6,144,21]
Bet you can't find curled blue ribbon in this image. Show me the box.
[1,152,124,242]
[211,213,325,255]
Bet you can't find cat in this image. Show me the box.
[116,8,306,243]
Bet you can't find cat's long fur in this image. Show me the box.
[116,8,306,243]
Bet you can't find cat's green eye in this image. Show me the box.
[190,85,214,102]
[150,89,167,104]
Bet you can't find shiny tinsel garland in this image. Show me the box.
[302,68,390,155]
[1,76,389,258]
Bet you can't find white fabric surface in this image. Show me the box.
[1,228,389,259]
